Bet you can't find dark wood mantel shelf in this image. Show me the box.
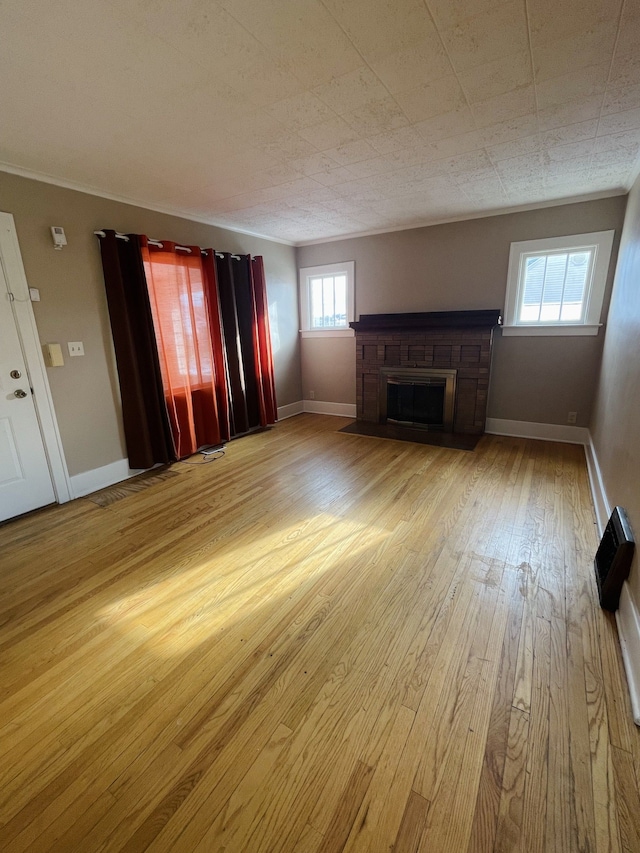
[350,309,502,331]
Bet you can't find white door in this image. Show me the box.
[0,259,56,521]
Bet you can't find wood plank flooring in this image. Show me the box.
[1,413,639,852]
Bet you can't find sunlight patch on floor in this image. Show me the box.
[96,513,390,657]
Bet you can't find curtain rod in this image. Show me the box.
[94,231,241,259]
[94,230,204,255]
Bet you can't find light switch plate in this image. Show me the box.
[44,343,64,367]
[68,341,84,357]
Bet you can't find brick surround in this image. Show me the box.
[351,311,501,435]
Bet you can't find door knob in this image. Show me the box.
[10,370,21,379]
[14,389,28,398]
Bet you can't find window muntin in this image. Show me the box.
[309,273,348,328]
[518,247,595,325]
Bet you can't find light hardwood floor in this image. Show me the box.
[1,414,639,852]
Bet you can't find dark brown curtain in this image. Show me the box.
[214,253,277,436]
[98,231,175,468]
[202,251,232,440]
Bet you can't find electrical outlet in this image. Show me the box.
[68,341,84,357]
[309,390,315,399]
[567,411,577,424]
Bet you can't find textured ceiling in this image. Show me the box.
[1,0,639,244]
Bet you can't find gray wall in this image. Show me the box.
[0,171,300,477]
[297,196,626,426]
[591,176,640,607]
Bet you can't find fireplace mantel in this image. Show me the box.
[350,309,501,332]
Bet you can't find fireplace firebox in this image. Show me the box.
[380,367,457,431]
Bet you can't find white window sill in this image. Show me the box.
[300,329,355,338]
[501,324,602,337]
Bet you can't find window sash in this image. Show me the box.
[516,245,596,326]
[308,273,348,329]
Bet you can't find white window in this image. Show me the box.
[299,261,355,337]
[503,230,615,336]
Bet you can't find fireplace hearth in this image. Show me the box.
[350,310,501,436]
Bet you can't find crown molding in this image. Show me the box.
[0,161,628,250]
[0,162,296,247]
[293,189,629,247]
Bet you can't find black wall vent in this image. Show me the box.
[594,506,635,611]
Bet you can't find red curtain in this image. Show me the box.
[141,238,230,458]
[249,256,277,425]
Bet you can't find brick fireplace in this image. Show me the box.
[350,310,501,435]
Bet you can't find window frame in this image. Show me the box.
[299,261,355,338]
[503,230,615,336]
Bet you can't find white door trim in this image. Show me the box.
[0,212,71,505]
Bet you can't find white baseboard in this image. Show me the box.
[616,584,640,726]
[485,418,589,445]
[303,400,357,417]
[585,433,611,536]
[73,404,353,496]
[586,434,640,727]
[70,458,145,498]
[277,400,304,420]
